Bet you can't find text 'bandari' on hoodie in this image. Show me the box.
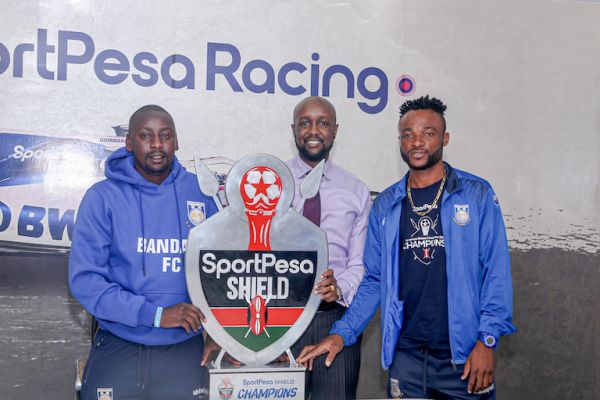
[68,147,218,345]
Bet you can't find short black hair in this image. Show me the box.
[399,95,447,131]
[128,105,175,136]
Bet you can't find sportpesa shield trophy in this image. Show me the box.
[186,154,327,400]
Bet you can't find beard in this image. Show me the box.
[400,144,444,170]
[142,151,171,175]
[296,139,334,163]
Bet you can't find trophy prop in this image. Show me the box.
[187,154,327,400]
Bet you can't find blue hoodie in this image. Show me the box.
[68,147,218,345]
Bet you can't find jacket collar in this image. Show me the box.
[444,162,460,194]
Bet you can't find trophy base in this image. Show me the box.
[208,362,305,400]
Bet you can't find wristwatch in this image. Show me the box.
[335,286,344,302]
[480,333,497,348]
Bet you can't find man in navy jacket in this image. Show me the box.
[298,96,516,399]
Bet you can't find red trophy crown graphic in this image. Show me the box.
[240,166,282,251]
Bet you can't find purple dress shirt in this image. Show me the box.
[286,156,371,306]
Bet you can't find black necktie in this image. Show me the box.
[303,191,321,227]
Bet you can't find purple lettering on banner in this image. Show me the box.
[310,52,320,96]
[13,43,34,78]
[160,54,195,89]
[132,52,159,87]
[94,49,130,85]
[242,59,275,94]
[206,42,243,92]
[277,62,306,95]
[0,42,10,74]
[37,29,55,79]
[357,67,388,114]
[322,64,354,98]
[0,29,401,114]
[57,30,95,81]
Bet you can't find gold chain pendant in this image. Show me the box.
[407,174,446,217]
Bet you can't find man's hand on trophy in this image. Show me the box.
[296,334,344,370]
[201,335,243,367]
[161,302,206,333]
[314,268,338,303]
[201,335,220,366]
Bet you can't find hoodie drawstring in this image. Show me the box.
[172,181,184,267]
[138,186,147,276]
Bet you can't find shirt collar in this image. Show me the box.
[291,155,331,180]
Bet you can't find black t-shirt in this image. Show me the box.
[396,179,450,350]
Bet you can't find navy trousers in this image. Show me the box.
[389,347,496,400]
[80,330,208,400]
[291,305,362,400]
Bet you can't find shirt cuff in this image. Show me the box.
[336,279,352,307]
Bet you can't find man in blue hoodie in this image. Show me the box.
[297,96,516,399]
[69,105,218,400]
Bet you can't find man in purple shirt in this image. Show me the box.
[286,96,371,399]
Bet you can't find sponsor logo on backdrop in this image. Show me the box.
[0,29,416,114]
[396,74,415,96]
[0,131,206,253]
[0,132,109,250]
